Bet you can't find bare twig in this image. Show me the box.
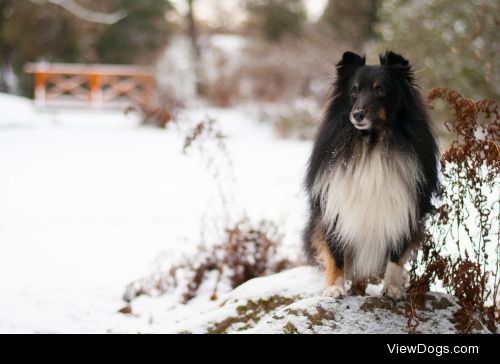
[406,88,499,334]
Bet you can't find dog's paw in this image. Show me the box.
[324,285,346,299]
[382,284,404,300]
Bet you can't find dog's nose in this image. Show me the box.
[353,110,365,122]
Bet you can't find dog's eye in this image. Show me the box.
[351,87,359,97]
[374,86,385,96]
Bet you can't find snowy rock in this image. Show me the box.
[165,267,491,334]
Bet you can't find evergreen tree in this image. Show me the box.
[95,0,173,64]
[2,1,81,63]
[1,0,83,94]
[0,0,174,94]
[245,0,306,41]
[321,0,380,49]
[375,0,499,99]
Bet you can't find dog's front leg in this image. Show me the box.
[324,241,345,298]
[382,249,407,300]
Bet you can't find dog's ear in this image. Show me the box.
[380,51,409,67]
[339,52,366,67]
[337,51,365,79]
[380,51,413,81]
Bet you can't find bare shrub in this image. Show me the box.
[123,220,293,304]
[272,105,319,140]
[130,103,173,129]
[122,109,293,305]
[182,117,226,155]
[239,62,288,103]
[203,56,240,108]
[200,26,348,106]
[204,75,239,107]
[406,88,499,334]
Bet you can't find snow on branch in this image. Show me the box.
[29,0,127,25]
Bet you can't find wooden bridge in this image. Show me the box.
[25,63,156,109]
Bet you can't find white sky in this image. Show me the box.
[170,0,328,24]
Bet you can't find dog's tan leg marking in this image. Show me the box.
[312,228,345,298]
[325,252,344,286]
[320,241,345,298]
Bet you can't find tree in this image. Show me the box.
[321,0,380,50]
[28,0,126,24]
[186,0,199,58]
[185,0,205,95]
[1,0,83,94]
[2,1,81,62]
[95,0,173,64]
[245,0,306,41]
[0,0,14,91]
[0,0,174,95]
[374,0,499,100]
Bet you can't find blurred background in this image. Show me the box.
[0,0,498,333]
[1,0,498,111]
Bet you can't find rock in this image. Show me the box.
[166,266,492,334]
[118,305,133,315]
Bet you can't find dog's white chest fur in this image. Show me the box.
[313,144,423,277]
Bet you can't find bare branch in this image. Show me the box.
[29,0,127,25]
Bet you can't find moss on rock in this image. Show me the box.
[359,297,405,315]
[206,295,297,334]
[282,322,300,334]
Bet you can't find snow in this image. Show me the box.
[156,36,198,101]
[124,267,481,334]
[209,34,248,55]
[0,93,49,128]
[0,93,310,333]
[226,266,325,302]
[244,292,462,334]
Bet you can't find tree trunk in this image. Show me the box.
[0,52,13,93]
[186,0,204,95]
[187,0,200,59]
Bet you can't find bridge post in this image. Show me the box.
[34,72,47,107]
[89,73,103,108]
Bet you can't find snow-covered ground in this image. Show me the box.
[160,267,477,334]
[0,93,310,333]
[1,93,496,334]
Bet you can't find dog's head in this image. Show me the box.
[335,51,414,131]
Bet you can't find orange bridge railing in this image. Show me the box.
[25,63,156,108]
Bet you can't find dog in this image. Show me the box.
[303,51,439,300]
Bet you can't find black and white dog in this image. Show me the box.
[303,51,439,300]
